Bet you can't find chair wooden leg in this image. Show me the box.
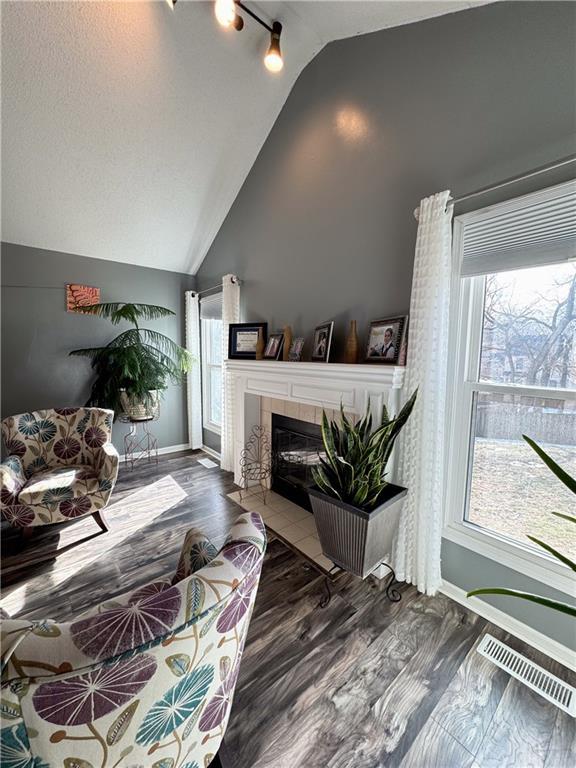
[92,509,109,534]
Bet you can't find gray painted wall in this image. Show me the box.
[197,2,576,647]
[1,243,195,452]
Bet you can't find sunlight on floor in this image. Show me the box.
[2,475,187,616]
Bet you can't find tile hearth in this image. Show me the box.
[227,488,341,577]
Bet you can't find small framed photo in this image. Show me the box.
[228,322,267,359]
[288,337,305,362]
[365,316,407,365]
[311,321,334,363]
[263,332,284,360]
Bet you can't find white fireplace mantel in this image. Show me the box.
[225,360,407,485]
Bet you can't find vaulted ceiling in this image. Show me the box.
[1,1,482,274]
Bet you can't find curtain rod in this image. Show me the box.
[197,277,241,297]
[414,154,576,219]
[450,154,575,206]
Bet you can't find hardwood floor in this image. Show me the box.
[1,451,574,767]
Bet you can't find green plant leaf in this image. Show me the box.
[467,588,576,617]
[76,302,175,325]
[312,390,417,510]
[552,512,576,524]
[522,434,576,495]
[527,536,576,572]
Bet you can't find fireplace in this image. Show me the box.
[271,414,324,512]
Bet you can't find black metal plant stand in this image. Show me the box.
[318,561,402,609]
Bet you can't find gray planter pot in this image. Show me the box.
[308,483,407,579]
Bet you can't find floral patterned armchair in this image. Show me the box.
[0,511,266,767]
[0,407,119,529]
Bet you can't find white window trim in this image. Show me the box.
[444,217,576,596]
[201,318,222,436]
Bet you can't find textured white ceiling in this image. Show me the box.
[1,1,482,274]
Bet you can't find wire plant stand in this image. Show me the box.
[119,406,160,471]
[239,425,272,505]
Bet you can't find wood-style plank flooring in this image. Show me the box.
[2,451,574,767]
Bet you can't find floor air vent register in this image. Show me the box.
[477,634,575,716]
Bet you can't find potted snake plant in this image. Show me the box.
[309,390,417,578]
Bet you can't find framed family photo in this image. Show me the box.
[263,332,284,360]
[311,321,334,362]
[365,316,408,365]
[288,337,305,362]
[228,322,267,359]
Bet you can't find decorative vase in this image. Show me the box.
[282,325,292,362]
[255,328,265,360]
[344,320,359,364]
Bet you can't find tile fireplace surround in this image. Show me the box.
[225,360,407,487]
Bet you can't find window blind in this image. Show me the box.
[459,179,576,276]
[200,292,223,320]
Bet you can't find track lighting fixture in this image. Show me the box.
[167,0,283,73]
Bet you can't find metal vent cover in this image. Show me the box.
[477,634,575,716]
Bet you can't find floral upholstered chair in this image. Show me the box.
[0,511,266,768]
[0,407,119,532]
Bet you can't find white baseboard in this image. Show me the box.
[441,580,575,672]
[119,443,189,461]
[201,445,221,462]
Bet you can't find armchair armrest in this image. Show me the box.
[0,456,27,503]
[172,528,219,583]
[94,442,120,489]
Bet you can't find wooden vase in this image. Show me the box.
[344,320,359,364]
[256,328,265,360]
[282,325,292,362]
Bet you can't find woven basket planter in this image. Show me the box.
[308,483,407,579]
[119,389,160,421]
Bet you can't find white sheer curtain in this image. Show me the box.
[185,291,203,450]
[393,191,453,595]
[220,274,240,471]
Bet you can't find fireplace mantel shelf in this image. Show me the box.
[225,359,407,485]
[225,359,406,389]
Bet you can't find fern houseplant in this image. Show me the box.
[70,302,192,420]
[309,390,417,578]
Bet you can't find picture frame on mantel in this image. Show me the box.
[228,322,268,360]
[263,332,284,360]
[288,337,305,362]
[311,321,334,363]
[365,316,408,365]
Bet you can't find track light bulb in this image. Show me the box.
[264,22,283,73]
[215,0,236,28]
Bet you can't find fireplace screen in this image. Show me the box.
[272,414,324,512]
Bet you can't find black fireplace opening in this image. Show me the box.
[271,413,324,512]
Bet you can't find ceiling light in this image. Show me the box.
[264,22,284,73]
[215,0,236,28]
[165,0,176,9]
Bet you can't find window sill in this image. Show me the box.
[443,521,574,597]
[203,423,221,436]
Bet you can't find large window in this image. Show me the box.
[446,181,576,593]
[200,294,223,434]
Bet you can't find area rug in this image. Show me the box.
[227,488,342,577]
